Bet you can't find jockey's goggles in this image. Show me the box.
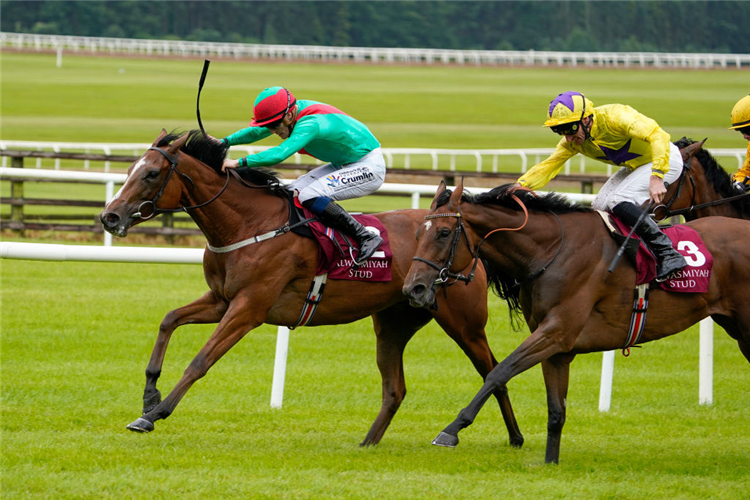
[551,122,581,136]
[736,125,750,135]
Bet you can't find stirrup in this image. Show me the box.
[353,234,383,266]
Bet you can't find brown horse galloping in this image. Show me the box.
[403,180,750,464]
[99,130,524,446]
[656,138,750,221]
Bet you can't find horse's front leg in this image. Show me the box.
[432,290,524,448]
[127,294,259,433]
[541,353,574,464]
[142,291,228,414]
[433,321,571,448]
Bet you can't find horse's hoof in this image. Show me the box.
[432,431,459,447]
[126,417,154,433]
[510,436,525,448]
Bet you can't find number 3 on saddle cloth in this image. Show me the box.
[605,214,714,292]
[602,213,714,354]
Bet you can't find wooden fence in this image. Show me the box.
[1,149,605,238]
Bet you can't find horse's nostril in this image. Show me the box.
[102,212,120,226]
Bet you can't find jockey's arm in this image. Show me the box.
[224,121,317,170]
[517,140,576,190]
[222,126,273,147]
[731,143,750,185]
[622,109,672,203]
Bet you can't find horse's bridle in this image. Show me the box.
[412,193,564,289]
[131,146,231,220]
[412,208,478,285]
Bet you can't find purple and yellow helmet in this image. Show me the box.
[249,86,296,127]
[544,91,594,127]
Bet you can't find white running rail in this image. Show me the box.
[3,32,750,69]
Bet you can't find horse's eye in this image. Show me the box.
[438,228,451,239]
[145,169,160,180]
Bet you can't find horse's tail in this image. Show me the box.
[483,258,525,331]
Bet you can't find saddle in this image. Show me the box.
[285,191,392,282]
[599,211,713,293]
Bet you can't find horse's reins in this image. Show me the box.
[131,145,231,220]
[659,189,750,219]
[413,191,565,288]
[652,151,695,221]
[654,143,750,219]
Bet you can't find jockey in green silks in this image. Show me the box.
[220,86,384,266]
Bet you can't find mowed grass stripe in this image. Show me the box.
[1,52,744,148]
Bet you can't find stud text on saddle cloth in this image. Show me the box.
[304,209,392,282]
[610,218,713,292]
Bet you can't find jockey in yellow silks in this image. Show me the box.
[729,94,750,192]
[516,91,686,282]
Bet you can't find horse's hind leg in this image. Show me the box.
[713,314,750,365]
[541,353,574,465]
[360,303,431,446]
[141,291,227,415]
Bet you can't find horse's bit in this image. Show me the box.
[131,146,231,220]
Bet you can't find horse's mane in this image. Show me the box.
[435,183,590,215]
[157,130,289,196]
[675,137,750,215]
[435,184,588,330]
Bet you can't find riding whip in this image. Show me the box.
[607,200,655,274]
[196,59,211,136]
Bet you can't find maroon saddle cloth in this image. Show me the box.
[299,205,393,282]
[608,216,713,292]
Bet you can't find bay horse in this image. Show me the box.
[98,129,524,447]
[402,180,750,463]
[656,138,750,221]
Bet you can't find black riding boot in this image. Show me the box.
[315,200,383,266]
[611,202,687,282]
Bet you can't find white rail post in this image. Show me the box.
[270,326,290,408]
[699,318,713,405]
[599,350,615,412]
[411,192,420,210]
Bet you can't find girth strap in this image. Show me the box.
[623,283,649,356]
[290,273,328,329]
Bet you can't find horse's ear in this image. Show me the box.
[153,129,168,146]
[449,178,464,206]
[429,180,447,210]
[167,132,190,155]
[680,138,707,163]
